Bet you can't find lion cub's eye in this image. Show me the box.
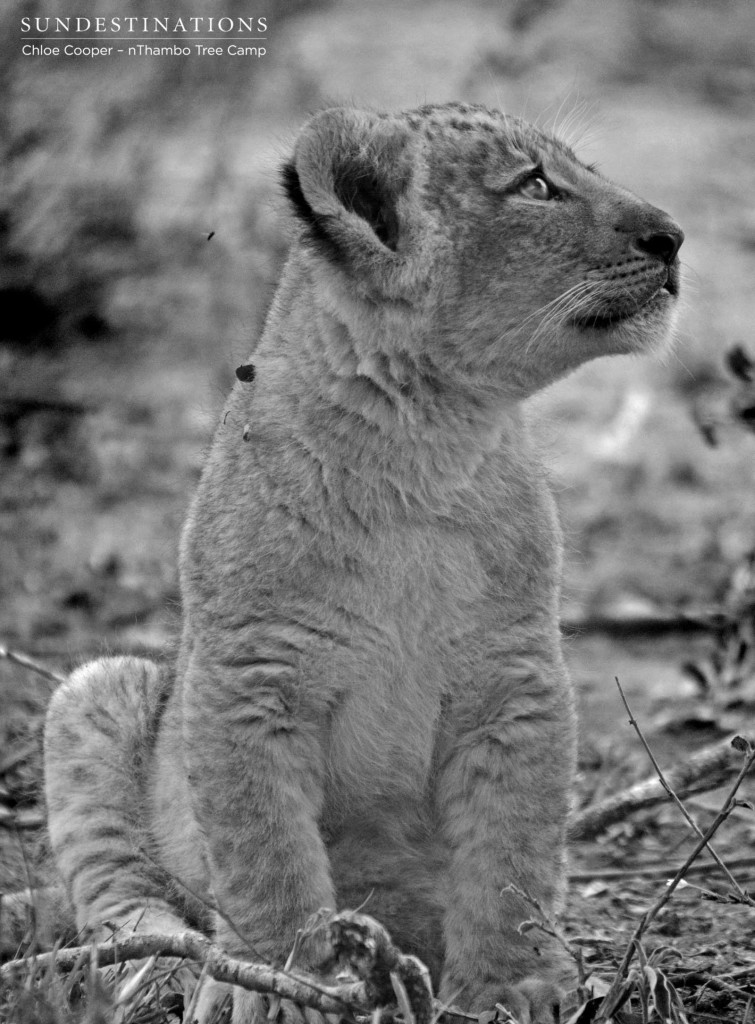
[518,174,556,201]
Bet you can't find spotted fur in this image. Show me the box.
[44,103,683,1024]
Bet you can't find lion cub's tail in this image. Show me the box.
[44,656,185,938]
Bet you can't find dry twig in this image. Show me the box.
[614,677,752,904]
[0,644,66,686]
[570,732,753,841]
[1,929,367,1015]
[1,912,435,1022]
[569,854,755,884]
[595,736,755,1022]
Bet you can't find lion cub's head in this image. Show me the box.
[283,103,683,399]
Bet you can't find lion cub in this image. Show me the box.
[45,103,683,1024]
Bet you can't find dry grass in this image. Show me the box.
[2,623,754,1022]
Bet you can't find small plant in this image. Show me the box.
[683,549,755,728]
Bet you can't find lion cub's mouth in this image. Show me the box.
[573,264,679,332]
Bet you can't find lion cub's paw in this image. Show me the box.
[189,982,333,1024]
[489,977,564,1024]
[186,977,233,1023]
[235,990,334,1024]
[442,969,564,1023]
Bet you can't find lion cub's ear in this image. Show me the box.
[282,108,414,270]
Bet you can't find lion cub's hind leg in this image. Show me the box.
[44,657,187,941]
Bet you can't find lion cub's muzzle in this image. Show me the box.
[631,210,684,297]
[575,199,684,331]
[618,200,684,289]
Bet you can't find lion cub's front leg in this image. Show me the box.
[437,648,576,1022]
[182,650,335,975]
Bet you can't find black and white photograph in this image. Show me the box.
[1,2,755,1022]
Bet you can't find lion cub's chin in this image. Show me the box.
[572,298,680,362]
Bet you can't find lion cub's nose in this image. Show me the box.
[636,225,684,265]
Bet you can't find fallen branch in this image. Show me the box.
[1,929,367,1015]
[595,736,755,1022]
[615,677,750,903]
[569,854,755,884]
[569,733,754,841]
[0,912,434,1022]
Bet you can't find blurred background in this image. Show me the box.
[3,4,755,1003]
[2,0,755,733]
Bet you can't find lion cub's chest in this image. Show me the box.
[321,487,560,812]
[358,498,556,680]
[320,526,478,814]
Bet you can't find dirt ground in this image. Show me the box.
[2,0,755,1021]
